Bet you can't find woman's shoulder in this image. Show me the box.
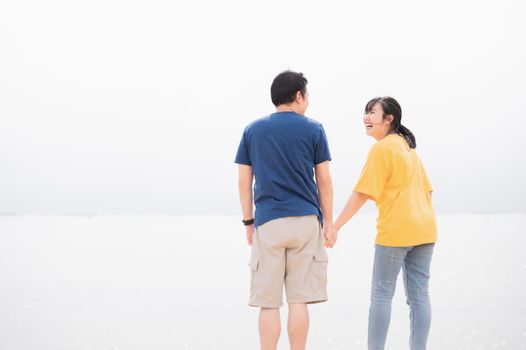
[367,141,392,162]
[378,134,415,153]
[371,135,398,153]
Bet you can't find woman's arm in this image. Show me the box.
[334,191,369,232]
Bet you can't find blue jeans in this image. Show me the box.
[368,243,434,350]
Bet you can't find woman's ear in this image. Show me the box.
[386,114,394,123]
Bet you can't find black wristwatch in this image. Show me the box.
[242,218,255,226]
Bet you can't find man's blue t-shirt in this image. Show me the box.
[235,111,331,227]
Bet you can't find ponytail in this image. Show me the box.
[397,124,416,149]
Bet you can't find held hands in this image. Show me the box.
[323,223,339,248]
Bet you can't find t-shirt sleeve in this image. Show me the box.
[314,125,332,165]
[354,144,391,201]
[420,160,433,192]
[234,130,251,165]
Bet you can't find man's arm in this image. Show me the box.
[314,160,334,246]
[238,164,254,245]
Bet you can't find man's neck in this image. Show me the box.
[276,104,303,115]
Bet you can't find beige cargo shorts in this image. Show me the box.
[248,215,328,308]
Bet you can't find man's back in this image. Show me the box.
[235,111,331,227]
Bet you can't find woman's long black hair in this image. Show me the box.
[365,96,416,149]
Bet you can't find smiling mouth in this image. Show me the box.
[365,124,373,129]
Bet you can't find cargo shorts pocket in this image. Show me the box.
[311,247,328,288]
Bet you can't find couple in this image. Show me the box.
[235,71,437,350]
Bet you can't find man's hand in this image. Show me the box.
[323,223,338,248]
[245,224,254,246]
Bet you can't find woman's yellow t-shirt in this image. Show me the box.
[354,134,437,247]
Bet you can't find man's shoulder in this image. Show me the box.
[244,113,323,134]
[244,115,272,132]
[291,115,324,135]
[304,115,323,129]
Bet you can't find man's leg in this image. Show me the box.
[284,216,326,350]
[259,307,281,350]
[288,303,309,350]
[368,245,409,350]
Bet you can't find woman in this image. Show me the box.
[331,97,437,350]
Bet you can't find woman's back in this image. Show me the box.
[354,134,437,247]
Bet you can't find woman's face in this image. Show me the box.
[364,102,393,140]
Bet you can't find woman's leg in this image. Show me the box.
[368,245,409,350]
[403,243,434,350]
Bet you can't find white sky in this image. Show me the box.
[1,0,525,214]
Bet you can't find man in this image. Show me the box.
[235,70,334,350]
